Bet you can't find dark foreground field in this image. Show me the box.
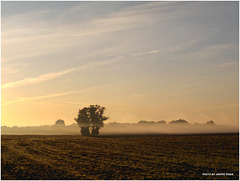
[1,134,239,180]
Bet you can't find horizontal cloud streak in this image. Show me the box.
[218,61,238,67]
[2,86,95,106]
[2,67,78,89]
[1,2,188,63]
[2,48,161,89]
[2,91,75,105]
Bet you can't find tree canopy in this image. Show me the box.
[169,119,189,124]
[206,120,216,125]
[55,119,65,126]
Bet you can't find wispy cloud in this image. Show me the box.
[2,67,78,89]
[2,39,236,90]
[2,48,161,89]
[218,61,238,68]
[2,87,95,106]
[2,58,115,89]
[2,91,75,105]
[132,50,159,56]
[2,2,187,63]
[49,100,90,106]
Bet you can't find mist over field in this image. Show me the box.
[102,123,238,135]
[1,122,238,135]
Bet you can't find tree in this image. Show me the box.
[74,105,109,136]
[206,120,216,125]
[55,119,65,126]
[156,120,166,124]
[138,120,155,124]
[169,119,189,124]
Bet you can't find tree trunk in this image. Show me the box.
[92,126,99,136]
[81,127,90,136]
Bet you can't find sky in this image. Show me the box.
[1,1,239,127]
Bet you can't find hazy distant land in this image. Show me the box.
[1,122,238,135]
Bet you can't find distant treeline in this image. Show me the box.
[136,119,216,125]
[2,119,237,135]
[2,119,216,129]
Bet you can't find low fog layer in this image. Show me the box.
[1,123,238,135]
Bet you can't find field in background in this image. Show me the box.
[1,134,239,180]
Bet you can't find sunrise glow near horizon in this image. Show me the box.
[1,1,239,127]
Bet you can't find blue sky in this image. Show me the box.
[1,1,239,126]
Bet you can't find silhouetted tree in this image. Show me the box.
[138,120,155,124]
[206,120,216,125]
[55,119,65,126]
[138,120,147,124]
[89,105,109,135]
[169,119,189,124]
[156,120,166,124]
[75,105,109,136]
[75,107,91,135]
